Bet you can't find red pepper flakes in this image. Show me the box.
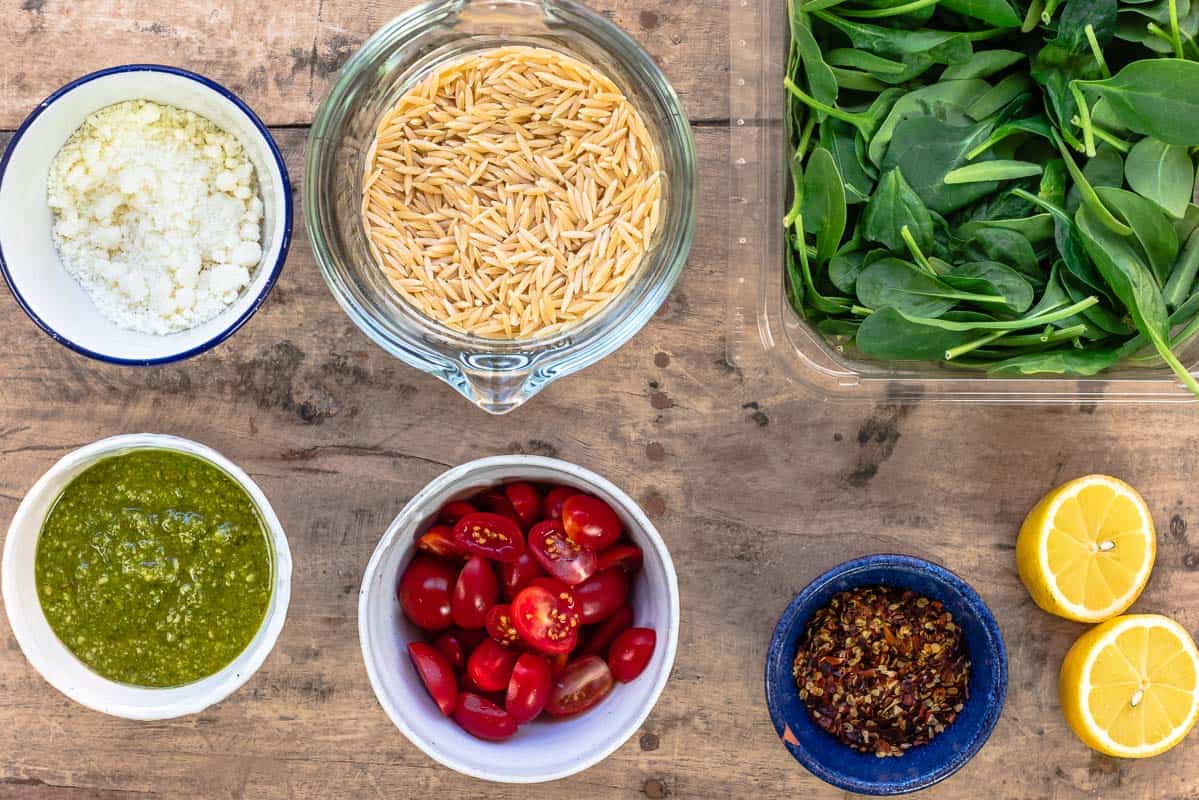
[793,586,970,758]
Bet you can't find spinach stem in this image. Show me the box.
[946,331,1007,360]
[784,78,872,136]
[839,0,941,18]
[999,324,1089,346]
[1083,25,1111,78]
[1022,0,1044,31]
[900,225,937,276]
[1051,129,1133,236]
[794,213,852,314]
[1169,0,1185,58]
[801,0,849,11]
[1070,118,1131,153]
[796,115,817,163]
[1165,229,1199,310]
[1069,82,1097,157]
[1041,0,1064,24]
[966,28,1007,42]
[851,304,874,316]
[893,296,1099,331]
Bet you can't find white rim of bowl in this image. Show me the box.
[0,433,293,719]
[357,454,681,783]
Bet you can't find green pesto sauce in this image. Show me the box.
[35,449,273,688]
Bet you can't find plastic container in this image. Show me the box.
[1,434,293,720]
[726,4,1199,403]
[306,0,696,414]
[0,65,292,366]
[358,455,680,782]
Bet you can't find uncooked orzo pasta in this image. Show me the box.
[361,45,663,339]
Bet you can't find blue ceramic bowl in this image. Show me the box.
[765,554,1007,795]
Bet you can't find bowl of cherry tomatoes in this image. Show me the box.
[358,455,680,783]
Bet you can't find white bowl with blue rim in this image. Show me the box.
[0,65,292,365]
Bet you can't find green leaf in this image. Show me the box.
[792,11,839,109]
[824,48,907,75]
[819,120,876,204]
[1077,203,1199,392]
[865,79,989,168]
[856,309,985,359]
[813,12,975,62]
[881,113,1002,214]
[944,260,1036,313]
[1095,185,1180,284]
[829,250,869,293]
[942,49,1026,79]
[1075,204,1170,341]
[944,160,1044,184]
[939,0,1022,26]
[987,347,1121,375]
[964,74,1033,121]
[1048,0,1118,53]
[1164,228,1199,310]
[802,147,849,264]
[863,168,936,253]
[855,257,1005,316]
[1124,138,1196,220]
[1076,60,1199,146]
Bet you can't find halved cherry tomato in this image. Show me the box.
[398,556,457,631]
[580,604,634,658]
[417,524,468,559]
[529,519,597,586]
[451,556,499,629]
[529,576,572,594]
[562,495,623,551]
[433,630,466,670]
[506,652,552,724]
[500,552,546,600]
[477,491,522,525]
[439,501,478,525]
[454,626,488,653]
[573,569,630,625]
[597,544,643,574]
[504,482,542,527]
[408,641,458,716]
[453,692,518,741]
[467,638,517,692]
[511,584,580,655]
[545,656,614,717]
[608,627,656,682]
[453,512,526,563]
[485,604,522,648]
[546,651,570,675]
[542,485,581,521]
[459,670,506,705]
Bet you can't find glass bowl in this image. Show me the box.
[306,0,696,414]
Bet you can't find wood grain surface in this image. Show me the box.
[2,2,1199,799]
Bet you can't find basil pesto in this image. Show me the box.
[35,449,272,687]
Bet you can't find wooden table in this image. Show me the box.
[1,2,1197,798]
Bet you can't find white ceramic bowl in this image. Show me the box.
[0,65,292,365]
[359,456,680,783]
[1,434,293,720]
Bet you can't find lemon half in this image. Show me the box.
[1060,614,1199,758]
[1017,475,1155,623]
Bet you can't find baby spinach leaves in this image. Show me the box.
[784,0,1199,391]
[1124,138,1196,218]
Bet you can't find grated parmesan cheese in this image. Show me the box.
[47,100,265,335]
